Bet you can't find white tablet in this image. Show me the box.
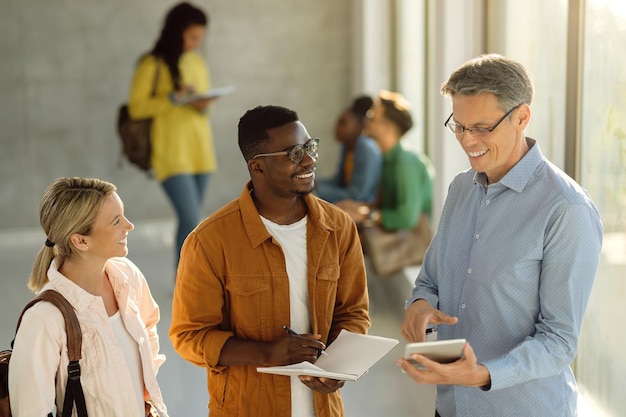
[404,339,466,367]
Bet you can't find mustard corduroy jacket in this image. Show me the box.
[170,182,371,417]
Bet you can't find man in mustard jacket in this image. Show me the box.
[170,105,371,417]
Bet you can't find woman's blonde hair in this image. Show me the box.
[29,177,117,292]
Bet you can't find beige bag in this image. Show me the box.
[360,213,432,279]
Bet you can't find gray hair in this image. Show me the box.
[440,54,534,112]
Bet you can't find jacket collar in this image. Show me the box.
[239,181,340,248]
[43,257,131,313]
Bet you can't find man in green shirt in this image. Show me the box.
[337,90,434,231]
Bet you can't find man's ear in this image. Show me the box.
[248,159,264,175]
[516,103,531,130]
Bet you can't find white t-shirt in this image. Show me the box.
[261,215,315,417]
[110,311,145,417]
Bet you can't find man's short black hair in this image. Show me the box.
[238,105,299,161]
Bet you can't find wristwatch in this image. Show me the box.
[366,209,380,222]
[361,207,380,227]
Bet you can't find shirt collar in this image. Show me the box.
[382,140,403,161]
[44,257,131,313]
[45,258,98,312]
[474,137,543,192]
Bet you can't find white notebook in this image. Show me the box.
[175,85,236,105]
[257,329,399,381]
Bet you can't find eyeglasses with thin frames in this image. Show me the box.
[252,138,319,164]
[444,105,520,137]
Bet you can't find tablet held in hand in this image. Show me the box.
[404,338,466,368]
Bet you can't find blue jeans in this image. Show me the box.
[161,173,210,268]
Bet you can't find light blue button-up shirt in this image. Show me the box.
[406,139,602,417]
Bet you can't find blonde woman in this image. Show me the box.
[9,177,168,417]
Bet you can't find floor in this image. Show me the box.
[0,220,435,417]
[0,220,601,416]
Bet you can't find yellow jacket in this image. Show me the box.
[170,182,371,417]
[128,53,217,181]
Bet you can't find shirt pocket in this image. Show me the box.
[79,324,104,372]
[76,323,108,404]
[225,274,270,335]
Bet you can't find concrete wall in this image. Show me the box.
[0,0,352,229]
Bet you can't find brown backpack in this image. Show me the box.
[116,62,161,173]
[0,290,87,417]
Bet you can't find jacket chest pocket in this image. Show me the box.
[81,322,105,359]
[225,275,271,335]
[315,263,340,319]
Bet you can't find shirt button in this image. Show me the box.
[461,304,466,309]
[485,199,491,205]
[468,268,472,273]
[138,337,145,344]
[475,234,479,239]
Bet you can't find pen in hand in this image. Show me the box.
[282,325,328,356]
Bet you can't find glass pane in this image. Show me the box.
[576,1,626,416]
[488,0,568,168]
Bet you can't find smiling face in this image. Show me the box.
[252,121,317,198]
[451,93,530,184]
[81,192,134,260]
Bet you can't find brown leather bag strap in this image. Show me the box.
[15,290,82,361]
[13,290,88,416]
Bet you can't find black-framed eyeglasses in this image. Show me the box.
[444,105,520,137]
[252,138,319,164]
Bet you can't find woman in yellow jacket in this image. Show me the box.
[128,2,217,268]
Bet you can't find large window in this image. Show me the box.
[486,0,568,167]
[576,1,626,416]
[487,1,625,415]
[361,1,622,413]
